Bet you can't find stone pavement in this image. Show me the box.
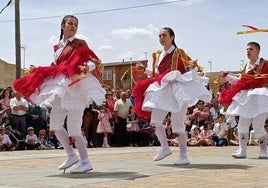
[0,146,267,188]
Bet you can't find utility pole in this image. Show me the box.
[15,0,21,78]
[130,57,133,89]
[208,60,212,72]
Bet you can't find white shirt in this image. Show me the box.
[0,133,12,145]
[114,99,132,119]
[246,58,260,73]
[10,97,28,116]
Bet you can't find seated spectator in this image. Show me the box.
[230,127,239,146]
[0,125,16,151]
[165,116,178,147]
[194,121,215,146]
[212,114,229,146]
[38,129,55,149]
[47,129,62,149]
[187,126,201,146]
[189,100,210,128]
[25,127,40,150]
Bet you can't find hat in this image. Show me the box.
[27,127,34,131]
[0,125,5,130]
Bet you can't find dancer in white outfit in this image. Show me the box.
[132,27,211,165]
[14,15,106,173]
[219,41,268,159]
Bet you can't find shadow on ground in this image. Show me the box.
[158,163,252,170]
[47,171,150,180]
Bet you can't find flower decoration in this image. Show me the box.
[53,44,59,52]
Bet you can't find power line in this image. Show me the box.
[0,0,187,23]
[0,0,12,15]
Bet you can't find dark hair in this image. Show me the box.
[161,27,178,48]
[1,89,12,99]
[247,41,260,50]
[59,15,78,41]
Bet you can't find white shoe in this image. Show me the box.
[70,160,93,174]
[232,151,247,158]
[259,150,268,159]
[153,148,172,161]
[58,153,79,170]
[174,156,190,165]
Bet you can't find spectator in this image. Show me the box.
[230,127,239,146]
[190,100,210,128]
[26,100,45,135]
[38,129,55,149]
[96,103,113,147]
[113,91,132,146]
[126,107,140,147]
[0,88,12,118]
[24,127,40,150]
[209,98,222,123]
[212,114,229,146]
[0,125,16,151]
[10,91,28,136]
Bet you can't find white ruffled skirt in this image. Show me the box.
[226,87,268,118]
[142,70,212,113]
[30,73,106,110]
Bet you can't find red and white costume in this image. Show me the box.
[132,45,211,164]
[14,36,106,172]
[220,57,268,158]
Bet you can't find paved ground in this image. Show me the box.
[0,146,267,188]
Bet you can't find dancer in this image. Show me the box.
[14,15,106,173]
[219,41,268,159]
[132,27,211,165]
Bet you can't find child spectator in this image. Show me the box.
[212,114,229,146]
[230,127,239,146]
[126,107,140,147]
[38,129,55,149]
[0,125,16,151]
[192,121,215,146]
[187,126,201,146]
[96,104,113,147]
[47,130,63,149]
[25,127,40,150]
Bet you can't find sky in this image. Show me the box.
[1,0,268,73]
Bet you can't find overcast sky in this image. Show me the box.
[1,0,268,72]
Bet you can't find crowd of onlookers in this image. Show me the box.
[1,84,268,152]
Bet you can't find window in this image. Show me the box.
[102,70,112,80]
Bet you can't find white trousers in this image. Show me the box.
[50,96,84,136]
[238,113,268,139]
[150,105,188,133]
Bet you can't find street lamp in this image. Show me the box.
[208,60,212,72]
[141,51,147,60]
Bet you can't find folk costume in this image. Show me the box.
[220,58,268,158]
[132,45,211,164]
[14,36,106,173]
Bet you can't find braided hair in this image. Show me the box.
[59,15,78,41]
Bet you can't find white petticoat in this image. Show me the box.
[30,73,106,110]
[142,70,212,113]
[226,87,268,118]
